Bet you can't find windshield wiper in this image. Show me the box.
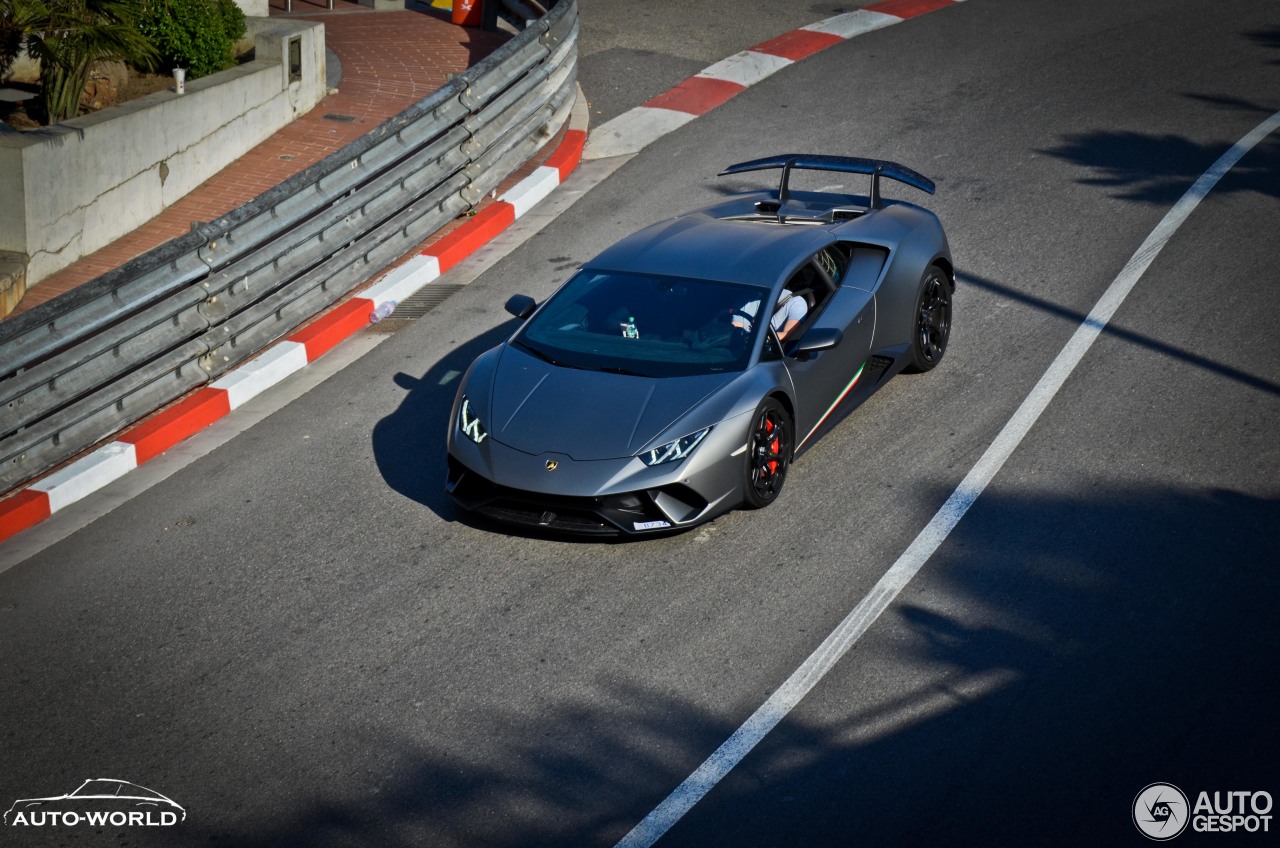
[513,340,650,377]
[595,365,651,378]
[512,339,562,366]
[512,339,593,371]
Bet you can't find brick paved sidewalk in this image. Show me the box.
[10,0,509,317]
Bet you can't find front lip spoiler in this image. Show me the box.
[446,456,708,536]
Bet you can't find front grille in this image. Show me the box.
[478,502,615,535]
[447,456,696,536]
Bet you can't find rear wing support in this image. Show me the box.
[719,154,936,210]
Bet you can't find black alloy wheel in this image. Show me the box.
[905,264,952,373]
[743,398,791,509]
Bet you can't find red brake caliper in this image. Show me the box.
[765,417,779,474]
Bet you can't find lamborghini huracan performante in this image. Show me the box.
[446,154,954,535]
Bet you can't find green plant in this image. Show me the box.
[23,0,159,124]
[1,0,40,81]
[138,0,245,80]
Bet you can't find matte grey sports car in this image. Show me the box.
[446,154,954,535]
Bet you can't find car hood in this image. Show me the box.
[485,345,733,460]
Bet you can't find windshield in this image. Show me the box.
[515,270,768,378]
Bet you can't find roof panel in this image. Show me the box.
[587,215,832,286]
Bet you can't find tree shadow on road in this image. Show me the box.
[1039,123,1279,205]
[1039,85,1279,205]
[1245,25,1280,64]
[182,482,1279,847]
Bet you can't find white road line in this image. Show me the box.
[614,109,1280,848]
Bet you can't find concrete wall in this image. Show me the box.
[235,0,271,15]
[0,19,326,288]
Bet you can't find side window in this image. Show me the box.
[813,246,846,284]
[760,326,783,361]
[782,247,843,330]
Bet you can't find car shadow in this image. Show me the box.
[370,321,515,524]
[369,320,660,543]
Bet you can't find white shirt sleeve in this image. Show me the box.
[772,295,807,330]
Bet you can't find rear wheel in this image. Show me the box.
[904,264,952,373]
[743,398,792,509]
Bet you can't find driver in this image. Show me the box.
[731,290,808,341]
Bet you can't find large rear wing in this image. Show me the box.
[719,154,935,209]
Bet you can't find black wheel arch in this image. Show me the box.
[931,255,956,292]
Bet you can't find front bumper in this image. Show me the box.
[445,413,752,536]
[447,456,722,535]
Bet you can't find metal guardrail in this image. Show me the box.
[0,0,578,494]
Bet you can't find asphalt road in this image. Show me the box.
[2,1,1277,846]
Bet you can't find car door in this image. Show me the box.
[783,246,876,449]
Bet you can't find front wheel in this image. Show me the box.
[903,264,952,373]
[743,398,792,509]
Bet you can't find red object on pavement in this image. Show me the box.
[452,0,483,27]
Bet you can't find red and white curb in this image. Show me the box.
[584,0,966,160]
[0,125,588,545]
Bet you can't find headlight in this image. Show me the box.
[641,427,711,466]
[458,396,489,444]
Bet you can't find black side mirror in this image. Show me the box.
[788,327,842,356]
[505,294,537,320]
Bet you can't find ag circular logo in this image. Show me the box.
[1134,783,1190,840]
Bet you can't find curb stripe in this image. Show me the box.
[0,114,590,545]
[31,442,138,512]
[362,254,442,308]
[643,76,746,116]
[502,167,561,219]
[750,29,843,61]
[428,202,517,273]
[544,128,586,179]
[119,389,231,466]
[211,341,310,410]
[697,50,793,88]
[0,491,52,542]
[866,0,960,18]
[801,9,900,39]
[583,107,696,159]
[291,298,380,362]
